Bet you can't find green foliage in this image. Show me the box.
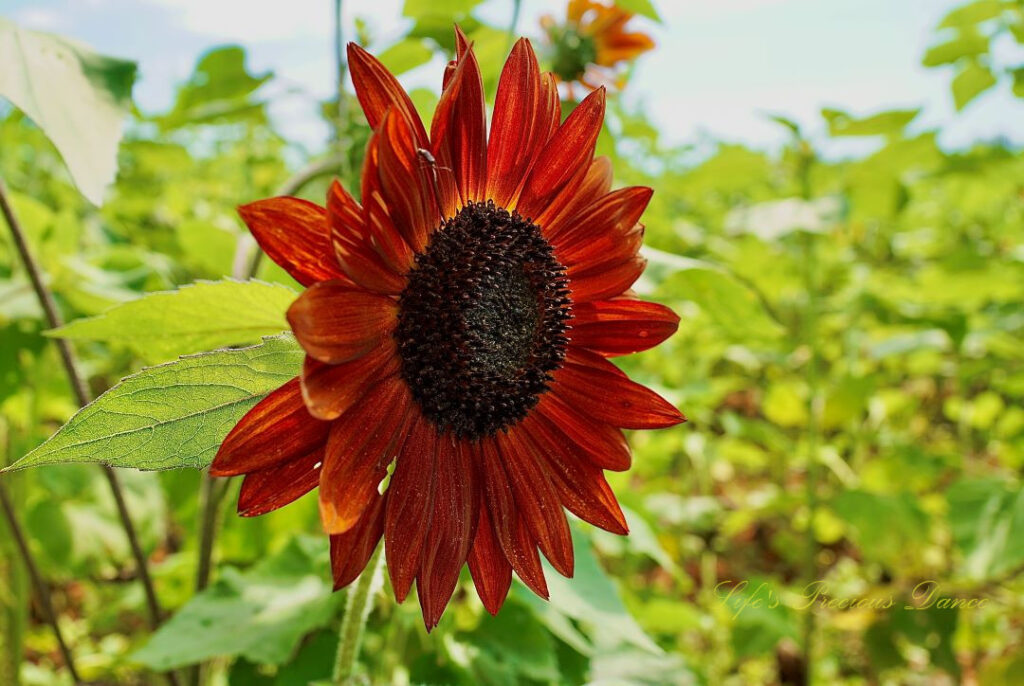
[1,0,1022,684]
[134,537,340,669]
[49,279,296,363]
[0,18,137,204]
[5,336,302,472]
[615,0,663,23]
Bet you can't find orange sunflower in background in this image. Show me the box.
[541,0,656,94]
[210,28,684,629]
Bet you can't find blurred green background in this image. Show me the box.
[1,1,1023,685]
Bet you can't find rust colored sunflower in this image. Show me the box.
[542,0,656,94]
[210,28,684,629]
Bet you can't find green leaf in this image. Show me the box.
[946,478,1024,579]
[952,59,997,109]
[467,603,560,683]
[661,265,785,341]
[832,490,931,568]
[922,29,989,66]
[1012,67,1024,97]
[615,0,663,22]
[47,279,296,363]
[402,0,482,20]
[158,45,271,129]
[4,335,302,472]
[519,526,661,654]
[0,18,137,205]
[821,107,920,137]
[376,38,433,75]
[938,0,1006,28]
[134,537,339,669]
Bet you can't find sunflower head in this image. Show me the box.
[211,27,683,630]
[542,0,655,92]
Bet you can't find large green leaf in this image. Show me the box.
[946,478,1024,579]
[158,45,271,129]
[48,279,296,363]
[938,0,1007,28]
[3,335,302,472]
[922,29,990,66]
[0,19,137,205]
[377,38,434,76]
[133,537,339,669]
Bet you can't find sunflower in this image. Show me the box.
[542,0,656,94]
[210,28,684,629]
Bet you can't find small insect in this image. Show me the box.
[417,147,450,222]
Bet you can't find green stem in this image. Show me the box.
[0,175,180,685]
[332,546,384,685]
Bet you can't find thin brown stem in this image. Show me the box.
[0,176,179,686]
[0,481,82,685]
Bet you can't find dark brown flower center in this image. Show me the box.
[395,200,571,439]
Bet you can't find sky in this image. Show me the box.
[6,0,1024,157]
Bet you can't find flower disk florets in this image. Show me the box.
[395,200,572,439]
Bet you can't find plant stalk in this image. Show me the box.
[0,482,82,685]
[332,546,384,685]
[0,176,179,686]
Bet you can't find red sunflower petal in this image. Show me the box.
[428,57,468,217]
[417,439,477,630]
[385,411,438,603]
[479,437,549,599]
[210,378,329,476]
[328,180,406,294]
[569,255,646,303]
[432,32,486,205]
[319,377,412,535]
[570,298,679,357]
[237,446,323,517]
[535,392,632,471]
[286,280,397,364]
[467,498,513,616]
[347,43,428,144]
[516,87,606,220]
[377,109,439,254]
[331,492,387,589]
[498,429,574,578]
[551,186,652,256]
[300,341,400,421]
[238,198,348,287]
[522,413,628,535]
[533,156,613,237]
[552,348,685,429]
[487,38,540,207]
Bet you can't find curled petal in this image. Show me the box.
[534,156,613,237]
[238,198,348,287]
[535,392,632,471]
[571,298,679,356]
[431,34,487,205]
[552,186,652,254]
[211,378,328,476]
[286,280,397,364]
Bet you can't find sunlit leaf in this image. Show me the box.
[48,279,296,363]
[133,537,339,669]
[921,29,989,66]
[938,0,1007,28]
[4,336,302,472]
[377,38,433,75]
[952,59,997,109]
[616,0,663,23]
[0,18,136,205]
[821,107,920,137]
